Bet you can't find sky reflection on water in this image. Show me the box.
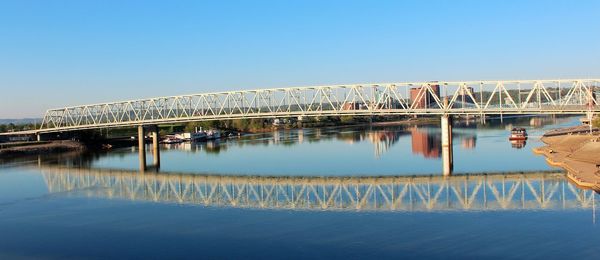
[85,116,578,176]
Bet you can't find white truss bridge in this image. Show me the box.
[41,167,598,212]
[18,78,600,134]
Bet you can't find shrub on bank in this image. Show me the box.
[593,117,600,128]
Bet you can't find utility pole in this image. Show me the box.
[588,88,594,135]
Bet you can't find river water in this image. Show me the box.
[0,116,598,259]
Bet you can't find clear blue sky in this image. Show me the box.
[0,0,599,118]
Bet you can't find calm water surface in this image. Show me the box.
[94,116,574,175]
[0,116,599,259]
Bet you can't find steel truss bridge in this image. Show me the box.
[26,78,600,134]
[41,167,598,212]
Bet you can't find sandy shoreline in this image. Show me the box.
[533,126,600,191]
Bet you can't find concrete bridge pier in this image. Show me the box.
[150,125,160,170]
[441,115,453,176]
[138,126,146,172]
[35,132,49,142]
[138,125,160,172]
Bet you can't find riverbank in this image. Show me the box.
[533,126,600,191]
[0,140,86,157]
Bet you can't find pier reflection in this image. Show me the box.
[40,166,597,213]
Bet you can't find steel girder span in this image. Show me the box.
[40,167,598,212]
[36,79,600,133]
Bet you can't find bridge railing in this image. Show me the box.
[39,79,600,132]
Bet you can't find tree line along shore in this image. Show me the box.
[0,115,433,156]
[0,115,428,135]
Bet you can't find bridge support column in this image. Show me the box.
[138,125,146,172]
[35,132,50,142]
[150,125,160,170]
[441,115,453,176]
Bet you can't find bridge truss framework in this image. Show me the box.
[35,79,600,133]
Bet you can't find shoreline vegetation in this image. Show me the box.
[0,116,434,156]
[533,123,600,191]
[0,115,435,137]
[179,115,436,134]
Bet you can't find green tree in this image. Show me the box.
[593,117,600,128]
[340,115,355,124]
[184,121,221,132]
[231,119,250,131]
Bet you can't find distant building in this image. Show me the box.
[588,86,597,107]
[459,87,475,101]
[341,102,362,110]
[410,83,440,109]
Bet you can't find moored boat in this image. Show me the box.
[161,135,183,144]
[191,131,207,142]
[509,128,528,141]
[206,130,221,140]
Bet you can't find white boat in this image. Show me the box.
[175,133,191,141]
[161,135,183,144]
[508,128,528,141]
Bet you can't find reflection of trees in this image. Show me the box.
[0,150,97,169]
[366,131,403,158]
[204,141,224,154]
[456,115,572,129]
[183,127,411,158]
[336,131,363,144]
[6,124,487,167]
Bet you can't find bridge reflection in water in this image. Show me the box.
[41,167,597,212]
